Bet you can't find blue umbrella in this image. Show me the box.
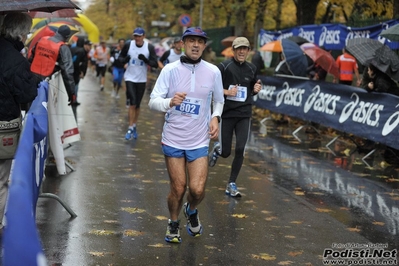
[281,39,308,77]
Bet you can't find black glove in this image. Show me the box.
[138,54,149,64]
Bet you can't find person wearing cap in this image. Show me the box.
[208,37,262,198]
[30,24,76,105]
[157,37,184,69]
[149,27,224,244]
[119,27,158,140]
[94,40,110,91]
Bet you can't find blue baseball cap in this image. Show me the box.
[182,27,208,41]
[133,27,145,36]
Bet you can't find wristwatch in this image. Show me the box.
[214,116,221,123]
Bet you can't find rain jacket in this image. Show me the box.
[336,53,358,82]
[30,36,63,77]
[0,37,38,121]
[30,32,75,101]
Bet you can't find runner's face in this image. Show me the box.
[233,46,250,63]
[174,41,183,52]
[183,36,206,61]
[134,35,144,46]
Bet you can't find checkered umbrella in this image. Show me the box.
[346,38,399,81]
[346,38,382,66]
[380,24,399,42]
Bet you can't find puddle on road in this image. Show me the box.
[246,117,399,249]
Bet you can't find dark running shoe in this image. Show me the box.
[183,202,203,237]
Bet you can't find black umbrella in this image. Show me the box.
[0,0,80,13]
[371,46,399,81]
[380,24,399,42]
[346,38,399,81]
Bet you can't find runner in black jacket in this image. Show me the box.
[209,37,261,197]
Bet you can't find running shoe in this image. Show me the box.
[132,127,138,139]
[208,142,221,167]
[111,90,116,98]
[125,129,133,140]
[165,219,181,243]
[183,202,203,237]
[225,182,241,197]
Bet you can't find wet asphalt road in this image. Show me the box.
[35,71,398,265]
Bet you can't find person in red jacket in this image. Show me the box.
[30,25,75,104]
[335,47,360,86]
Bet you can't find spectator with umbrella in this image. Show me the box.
[346,38,399,89]
[264,39,308,77]
[362,62,398,95]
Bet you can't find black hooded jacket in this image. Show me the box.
[0,36,38,121]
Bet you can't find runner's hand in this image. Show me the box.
[138,54,149,64]
[253,79,262,94]
[169,92,187,107]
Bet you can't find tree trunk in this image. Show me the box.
[234,0,246,36]
[253,0,268,46]
[275,0,283,30]
[394,0,399,18]
[295,0,320,25]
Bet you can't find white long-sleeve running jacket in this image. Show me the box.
[149,59,224,150]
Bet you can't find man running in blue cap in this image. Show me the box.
[149,27,224,243]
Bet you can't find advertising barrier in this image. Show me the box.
[2,81,49,266]
[254,75,399,150]
[259,19,399,51]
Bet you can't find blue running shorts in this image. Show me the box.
[162,144,208,162]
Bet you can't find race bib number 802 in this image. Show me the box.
[174,97,202,119]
